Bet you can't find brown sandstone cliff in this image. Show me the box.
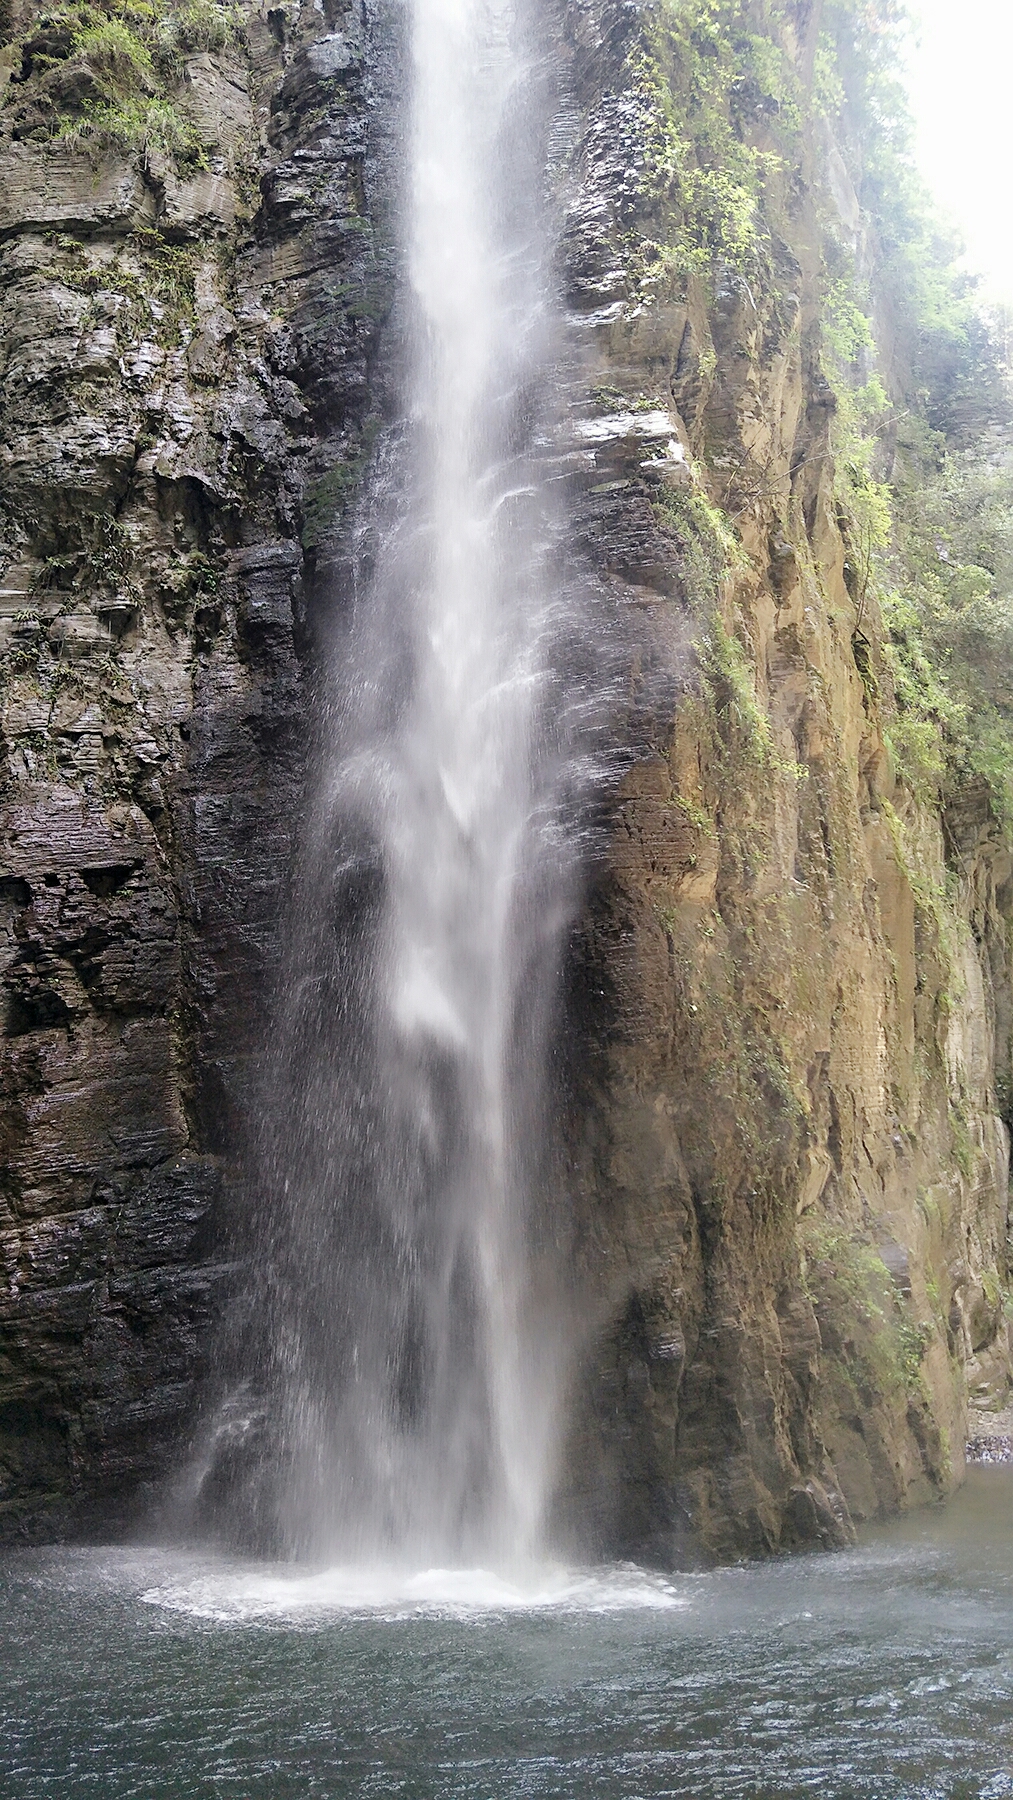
[553,0,1013,1560]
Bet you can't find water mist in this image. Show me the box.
[203,0,587,1568]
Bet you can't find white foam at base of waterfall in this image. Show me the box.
[139,1560,688,1622]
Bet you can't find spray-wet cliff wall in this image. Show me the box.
[553,0,1013,1560]
[0,0,386,1536]
[0,0,1010,1556]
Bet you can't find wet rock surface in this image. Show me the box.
[967,1404,1013,1465]
[0,0,389,1538]
[546,0,1013,1561]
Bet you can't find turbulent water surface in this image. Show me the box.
[2,1468,1011,1798]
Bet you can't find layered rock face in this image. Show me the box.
[0,0,386,1535]
[553,0,1013,1559]
[0,0,1009,1557]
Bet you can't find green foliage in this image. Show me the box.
[742,30,801,131]
[633,0,792,284]
[0,0,241,170]
[820,280,893,596]
[55,94,206,167]
[157,1,241,53]
[676,793,715,838]
[159,549,222,630]
[43,225,198,345]
[878,591,960,806]
[949,1102,975,1179]
[152,1,243,82]
[701,616,807,783]
[73,16,153,87]
[653,479,805,845]
[818,0,1012,442]
[815,2,1013,835]
[652,482,739,611]
[28,514,137,603]
[881,435,1013,827]
[878,799,965,987]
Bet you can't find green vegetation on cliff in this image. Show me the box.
[635,0,795,280]
[883,438,1013,824]
[633,0,1013,838]
[0,1,243,168]
[818,0,1013,830]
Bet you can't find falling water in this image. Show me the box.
[205,0,582,1567]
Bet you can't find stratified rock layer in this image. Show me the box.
[0,0,386,1536]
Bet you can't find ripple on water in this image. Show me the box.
[1,1470,1010,1800]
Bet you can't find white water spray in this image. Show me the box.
[377,0,557,1558]
[211,0,581,1568]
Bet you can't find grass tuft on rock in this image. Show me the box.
[0,0,242,172]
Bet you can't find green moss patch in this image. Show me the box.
[1,2,244,172]
[803,1223,932,1404]
[632,0,797,286]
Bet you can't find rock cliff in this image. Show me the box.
[0,0,1009,1557]
[553,0,1013,1560]
[0,0,385,1535]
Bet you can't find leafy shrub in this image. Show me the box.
[73,17,154,90]
[153,1,243,80]
[885,435,1013,825]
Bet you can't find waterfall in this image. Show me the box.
[205,0,581,1568]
